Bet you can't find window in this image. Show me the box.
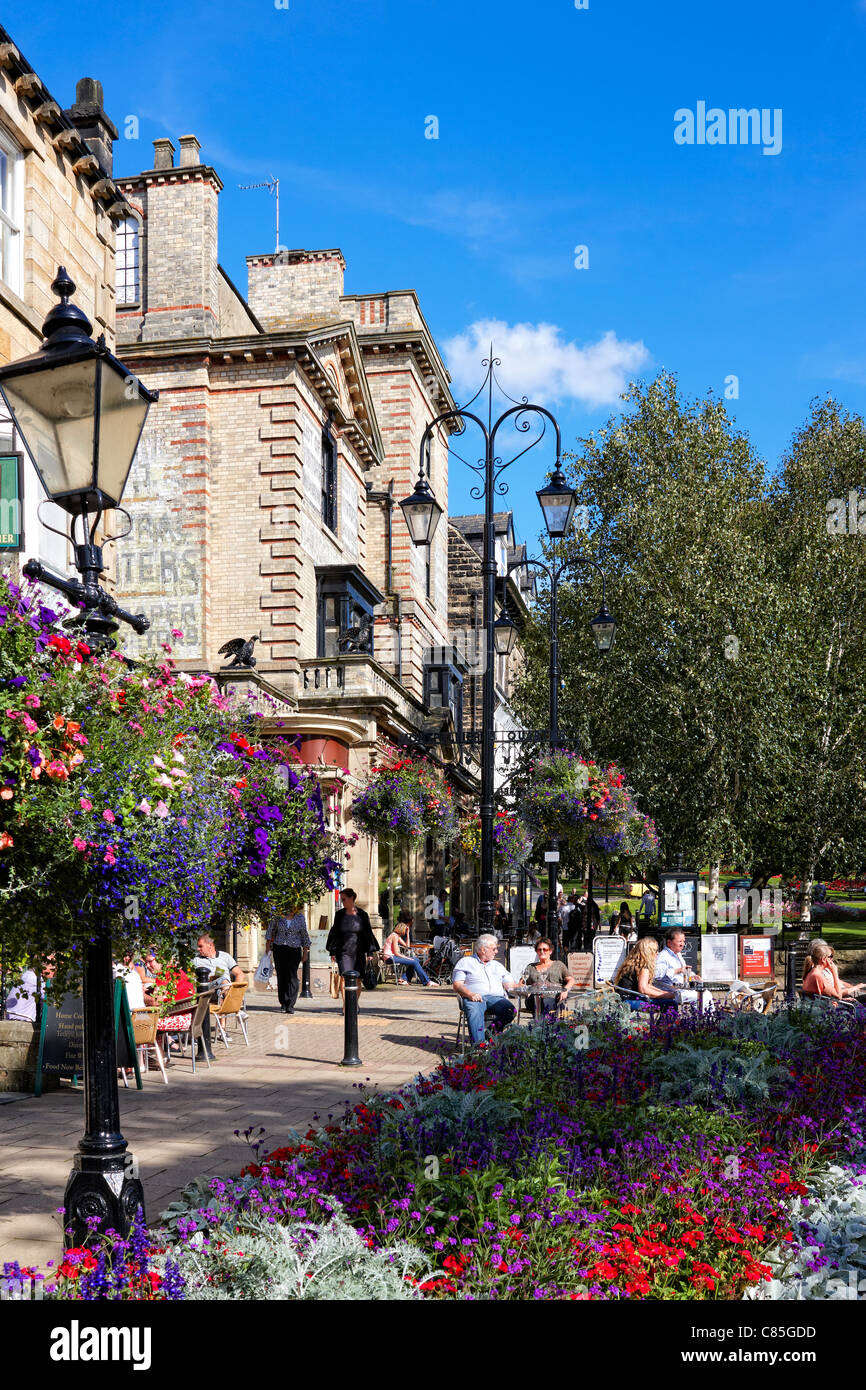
[0,132,22,295]
[316,565,384,659]
[425,661,464,738]
[322,421,337,533]
[115,216,140,306]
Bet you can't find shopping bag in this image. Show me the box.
[328,962,341,999]
[253,951,273,993]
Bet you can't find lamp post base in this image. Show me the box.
[64,1153,146,1249]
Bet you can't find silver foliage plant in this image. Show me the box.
[747,1160,866,1301]
[168,1203,432,1301]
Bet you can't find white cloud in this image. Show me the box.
[444,320,650,410]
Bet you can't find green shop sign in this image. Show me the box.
[0,452,23,550]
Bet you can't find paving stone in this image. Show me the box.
[0,986,457,1267]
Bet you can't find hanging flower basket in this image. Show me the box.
[521,750,658,873]
[350,748,458,847]
[460,811,533,873]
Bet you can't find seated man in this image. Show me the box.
[194,933,244,994]
[452,933,517,1044]
[655,928,713,1011]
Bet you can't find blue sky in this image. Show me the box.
[8,0,866,546]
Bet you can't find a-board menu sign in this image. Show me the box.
[35,980,141,1096]
[658,869,699,933]
[741,935,775,980]
[593,935,626,987]
[701,933,738,984]
[509,946,538,982]
[566,953,594,990]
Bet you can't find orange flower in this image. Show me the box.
[0,831,13,849]
[52,715,65,730]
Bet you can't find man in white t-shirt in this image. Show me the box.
[452,934,517,1043]
[194,934,243,994]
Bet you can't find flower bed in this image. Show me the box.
[24,1000,866,1301]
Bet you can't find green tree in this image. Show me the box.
[514,373,773,915]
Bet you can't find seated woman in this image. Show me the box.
[521,939,573,1017]
[383,912,439,987]
[612,938,678,1010]
[802,939,866,1002]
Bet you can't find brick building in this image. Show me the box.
[0,28,128,577]
[111,136,482,959]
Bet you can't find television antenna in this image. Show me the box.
[239,175,280,252]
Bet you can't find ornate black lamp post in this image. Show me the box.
[0,268,158,1244]
[400,355,575,936]
[496,544,615,956]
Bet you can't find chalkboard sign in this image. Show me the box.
[35,991,84,1090]
[35,980,141,1096]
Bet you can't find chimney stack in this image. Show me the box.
[152,138,175,170]
[178,135,201,168]
[64,77,118,175]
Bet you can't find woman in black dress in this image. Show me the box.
[326,888,378,1008]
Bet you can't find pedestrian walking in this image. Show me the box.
[638,886,657,937]
[326,888,379,1010]
[266,905,311,1014]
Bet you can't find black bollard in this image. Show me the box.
[340,971,362,1067]
[785,945,798,1006]
[301,954,312,999]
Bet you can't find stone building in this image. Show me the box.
[0,28,128,578]
[111,136,480,967]
[448,512,534,771]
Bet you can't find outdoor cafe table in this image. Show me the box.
[507,983,565,1024]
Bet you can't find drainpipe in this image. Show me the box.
[366,480,401,680]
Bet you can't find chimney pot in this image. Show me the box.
[75,77,104,106]
[152,138,175,170]
[178,134,201,168]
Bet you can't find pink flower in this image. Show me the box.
[172,750,185,765]
[152,756,167,770]
[80,798,92,812]
[102,809,116,824]
[170,628,184,639]
[103,847,116,866]
[178,816,188,826]
[5,709,19,720]
[170,767,186,778]
[128,722,143,734]
[23,694,40,709]
[137,799,152,816]
[72,837,87,852]
[156,774,173,788]
[71,732,88,745]
[154,800,169,819]
[21,715,38,734]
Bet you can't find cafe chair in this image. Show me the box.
[179,993,216,1073]
[210,981,250,1047]
[127,1007,167,1085]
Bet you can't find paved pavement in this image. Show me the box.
[0,982,459,1271]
